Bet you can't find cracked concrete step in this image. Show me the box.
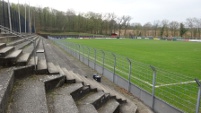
[0,46,15,58]
[56,65,65,76]
[47,92,79,113]
[46,82,83,113]
[0,43,6,49]
[28,56,38,66]
[119,100,138,113]
[62,68,76,83]
[69,70,83,83]
[7,75,49,113]
[81,75,127,103]
[37,59,48,74]
[97,98,120,113]
[15,39,32,50]
[5,50,22,59]
[77,91,106,110]
[7,36,34,46]
[78,104,98,113]
[17,53,30,66]
[23,37,39,53]
[77,75,137,112]
[0,68,14,113]
[37,38,48,74]
[47,62,59,75]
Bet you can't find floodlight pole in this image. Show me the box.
[7,0,12,32]
[18,0,21,33]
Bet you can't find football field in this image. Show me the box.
[65,39,201,78]
[59,38,201,112]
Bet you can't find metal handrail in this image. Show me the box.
[0,25,37,71]
[0,25,22,37]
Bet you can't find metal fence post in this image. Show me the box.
[87,47,90,66]
[195,79,201,113]
[33,40,36,71]
[94,48,96,70]
[101,50,105,75]
[82,46,85,62]
[112,53,116,83]
[150,65,157,109]
[126,58,132,92]
[78,44,80,60]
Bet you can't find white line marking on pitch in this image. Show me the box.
[155,81,195,88]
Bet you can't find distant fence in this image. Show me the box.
[51,38,201,113]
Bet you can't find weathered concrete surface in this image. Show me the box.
[97,98,120,113]
[78,104,98,113]
[6,50,22,59]
[0,43,6,49]
[0,46,14,57]
[77,91,104,105]
[28,56,38,66]
[47,62,59,74]
[0,68,14,113]
[7,75,49,113]
[17,53,30,64]
[46,83,83,113]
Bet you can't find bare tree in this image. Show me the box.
[186,18,194,38]
[192,17,201,38]
[122,15,131,37]
[169,21,179,37]
[117,16,124,37]
[143,22,152,36]
[160,19,169,37]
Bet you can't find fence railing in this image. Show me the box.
[51,38,200,113]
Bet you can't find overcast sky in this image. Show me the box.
[9,0,201,24]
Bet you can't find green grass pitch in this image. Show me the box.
[65,39,201,78]
[60,38,201,112]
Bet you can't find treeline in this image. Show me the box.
[0,1,201,38]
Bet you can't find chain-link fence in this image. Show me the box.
[51,38,200,113]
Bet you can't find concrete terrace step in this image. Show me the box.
[78,104,98,113]
[0,46,14,58]
[47,62,59,75]
[7,35,34,46]
[15,39,32,50]
[77,91,106,109]
[37,59,48,74]
[0,43,6,49]
[23,37,39,53]
[97,98,120,113]
[17,53,30,66]
[47,92,79,113]
[56,65,65,76]
[62,68,76,82]
[46,83,83,113]
[28,56,38,66]
[7,75,49,113]
[5,50,22,59]
[119,100,138,113]
[0,68,14,113]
